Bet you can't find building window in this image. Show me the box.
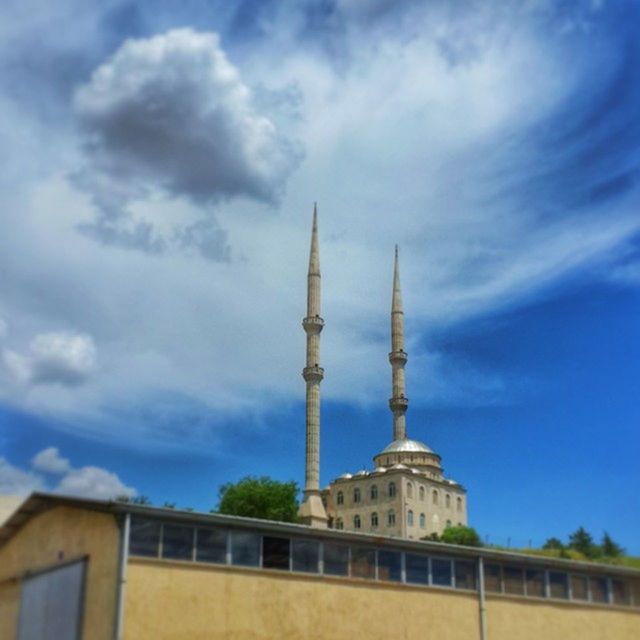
[432,490,439,505]
[262,536,290,571]
[419,513,426,529]
[130,518,161,557]
[353,488,361,504]
[526,569,546,598]
[337,491,344,505]
[456,497,462,512]
[455,561,476,590]
[388,509,396,526]
[590,577,608,603]
[353,515,361,529]
[407,510,414,527]
[431,558,453,587]
[162,524,194,560]
[503,566,525,595]
[405,553,429,585]
[335,518,343,530]
[378,549,402,582]
[407,482,413,498]
[388,482,396,498]
[549,572,569,599]
[350,547,375,579]
[419,486,425,501]
[445,494,451,508]
[323,542,349,576]
[371,512,379,528]
[570,574,589,601]
[370,485,378,501]
[484,564,502,592]
[292,539,319,574]
[196,527,227,564]
[231,531,260,567]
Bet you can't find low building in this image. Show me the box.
[1,493,639,640]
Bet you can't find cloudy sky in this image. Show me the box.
[0,0,638,550]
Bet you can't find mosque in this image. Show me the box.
[297,209,467,537]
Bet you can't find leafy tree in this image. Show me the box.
[542,537,565,551]
[440,525,482,547]
[162,502,176,509]
[421,532,440,542]
[601,532,624,558]
[115,495,151,505]
[216,476,299,523]
[568,527,597,558]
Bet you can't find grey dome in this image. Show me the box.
[379,438,433,455]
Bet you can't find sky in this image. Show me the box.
[0,0,639,552]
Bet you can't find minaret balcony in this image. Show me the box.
[302,316,325,333]
[303,365,324,382]
[388,350,408,365]
[389,396,409,412]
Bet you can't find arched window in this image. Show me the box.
[432,489,439,505]
[371,512,378,528]
[446,519,452,528]
[354,515,361,529]
[445,494,451,508]
[337,491,344,505]
[336,518,343,530]
[353,487,361,504]
[407,482,413,498]
[456,497,462,512]
[388,482,396,498]
[420,513,426,528]
[407,510,414,527]
[419,486,425,501]
[388,509,396,526]
[370,485,378,501]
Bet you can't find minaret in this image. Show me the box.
[298,205,329,527]
[389,245,409,441]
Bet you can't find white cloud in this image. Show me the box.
[55,466,136,500]
[31,446,71,474]
[2,331,96,388]
[0,458,44,495]
[1,447,136,501]
[73,28,301,255]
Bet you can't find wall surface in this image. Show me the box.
[125,559,480,640]
[124,560,640,640]
[0,506,121,640]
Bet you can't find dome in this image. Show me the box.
[338,472,353,480]
[371,466,387,474]
[379,438,433,455]
[354,469,368,477]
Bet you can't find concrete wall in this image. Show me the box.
[0,505,121,640]
[125,559,480,640]
[124,559,640,640]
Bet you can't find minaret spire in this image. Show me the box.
[298,204,328,527]
[389,245,409,441]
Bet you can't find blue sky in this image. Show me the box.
[0,0,639,552]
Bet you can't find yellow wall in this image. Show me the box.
[125,560,640,640]
[0,506,121,640]
[486,596,640,640]
[125,560,480,640]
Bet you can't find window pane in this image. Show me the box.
[431,558,452,587]
[231,531,260,567]
[484,564,502,593]
[162,524,194,560]
[292,539,319,573]
[503,567,524,595]
[324,542,349,576]
[590,577,608,603]
[130,518,160,557]
[570,575,588,601]
[262,536,290,571]
[526,569,546,597]
[406,553,429,585]
[549,572,568,599]
[611,579,628,605]
[262,536,291,571]
[196,527,227,564]
[378,550,402,582]
[455,561,476,590]
[351,547,375,579]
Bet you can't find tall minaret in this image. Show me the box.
[389,245,409,441]
[298,205,328,527]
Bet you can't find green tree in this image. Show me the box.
[421,532,441,542]
[216,476,299,523]
[440,525,482,547]
[601,532,624,558]
[542,537,565,551]
[568,527,597,558]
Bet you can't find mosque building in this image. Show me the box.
[297,209,467,538]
